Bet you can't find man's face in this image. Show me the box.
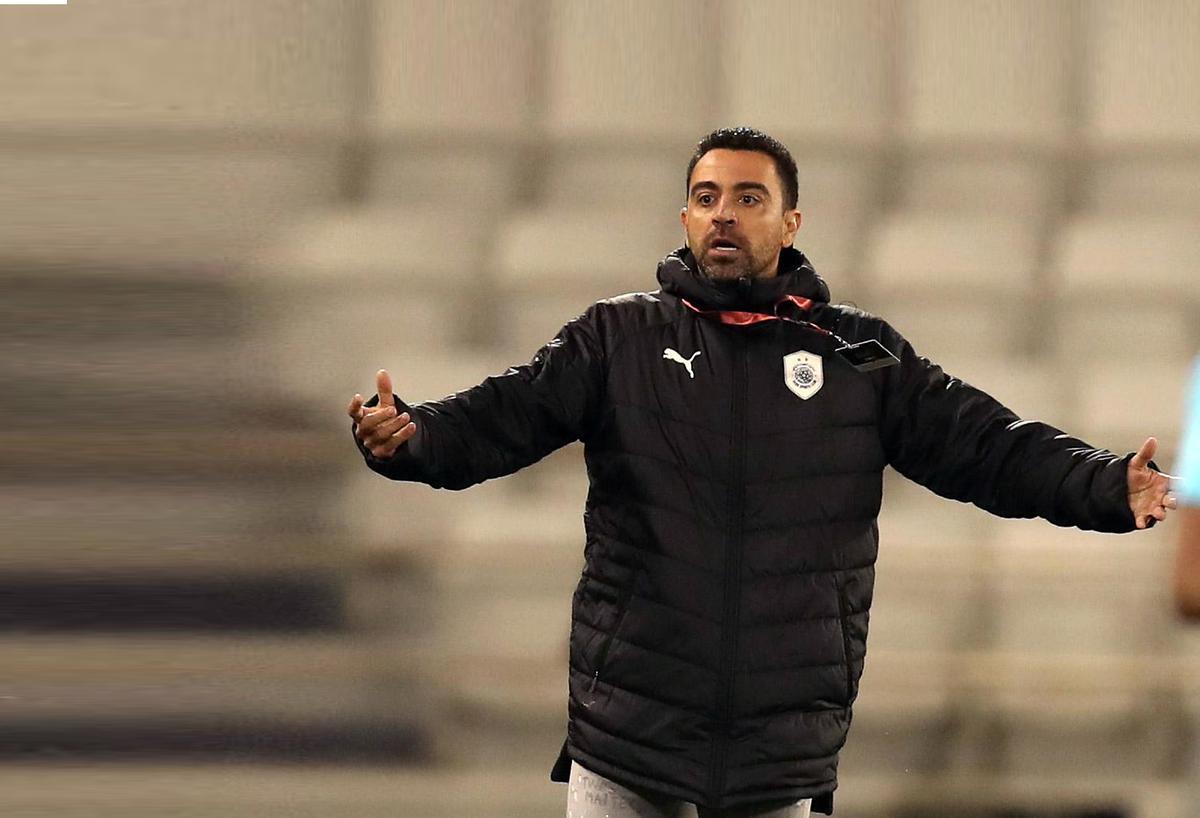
[680,149,801,281]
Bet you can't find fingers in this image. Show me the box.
[1152,505,1168,523]
[1131,436,1157,470]
[346,393,365,423]
[357,404,407,435]
[1136,508,1163,529]
[376,369,396,408]
[366,415,417,458]
[348,369,396,421]
[1134,489,1178,529]
[372,421,417,458]
[355,404,417,457]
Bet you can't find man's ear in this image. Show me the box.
[783,209,801,245]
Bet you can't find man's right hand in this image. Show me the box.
[347,369,418,460]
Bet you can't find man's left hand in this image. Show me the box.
[1128,437,1178,530]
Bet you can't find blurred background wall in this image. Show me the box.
[0,1,1198,816]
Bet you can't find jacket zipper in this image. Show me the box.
[588,571,638,694]
[710,333,748,804]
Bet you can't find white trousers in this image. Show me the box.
[567,761,813,818]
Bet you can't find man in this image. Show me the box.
[1175,355,1200,621]
[1174,355,1200,818]
[346,127,1176,817]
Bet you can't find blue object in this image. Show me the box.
[1177,356,1200,506]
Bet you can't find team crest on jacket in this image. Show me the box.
[783,350,823,400]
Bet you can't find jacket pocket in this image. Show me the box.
[833,573,855,706]
[588,566,640,693]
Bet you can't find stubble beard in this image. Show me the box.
[695,246,771,282]
[698,257,748,282]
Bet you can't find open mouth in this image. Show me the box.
[709,239,742,257]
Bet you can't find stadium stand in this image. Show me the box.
[3,1,1198,816]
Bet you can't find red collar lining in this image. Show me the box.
[680,295,829,336]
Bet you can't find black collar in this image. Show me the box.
[656,245,832,311]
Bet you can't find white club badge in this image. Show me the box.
[783,350,823,400]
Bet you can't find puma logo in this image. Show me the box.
[663,347,701,379]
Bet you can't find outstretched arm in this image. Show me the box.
[346,307,605,490]
[877,320,1165,533]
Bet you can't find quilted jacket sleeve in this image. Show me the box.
[875,319,1143,533]
[350,305,605,490]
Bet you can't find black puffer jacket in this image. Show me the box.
[354,246,1141,813]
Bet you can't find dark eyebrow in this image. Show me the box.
[689,181,771,198]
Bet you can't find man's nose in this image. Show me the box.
[713,201,736,225]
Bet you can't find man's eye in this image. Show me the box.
[697,194,714,206]
[740,195,759,205]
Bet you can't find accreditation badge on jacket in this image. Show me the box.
[783,350,823,400]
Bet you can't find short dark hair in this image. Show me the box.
[685,127,799,211]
